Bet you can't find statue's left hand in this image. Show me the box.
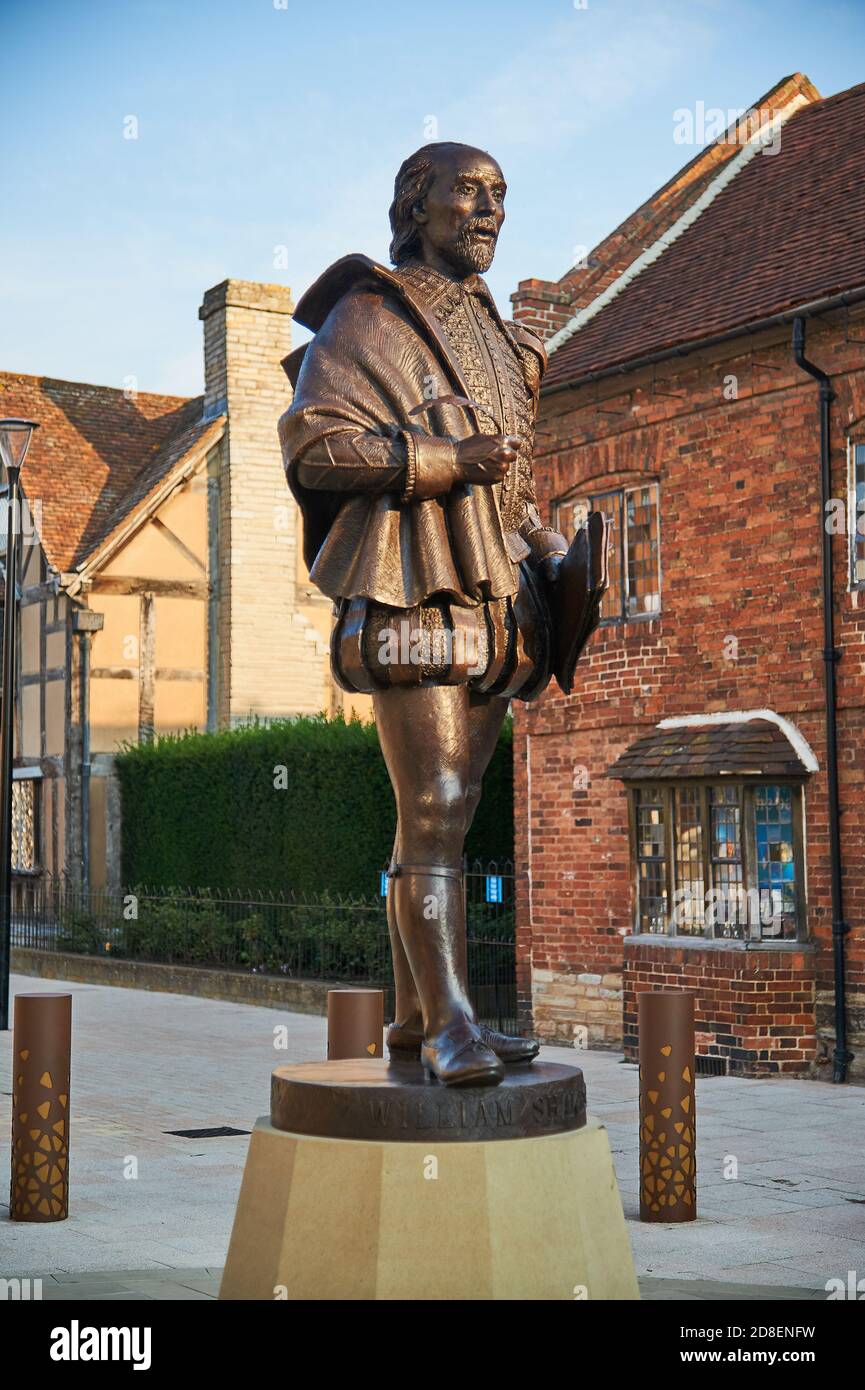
[540,553,564,584]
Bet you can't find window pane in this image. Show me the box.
[625,484,661,617]
[854,444,865,585]
[591,492,622,622]
[709,786,744,939]
[555,497,588,544]
[754,784,797,940]
[636,788,667,933]
[556,483,662,623]
[672,786,704,934]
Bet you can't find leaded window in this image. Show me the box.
[673,786,704,933]
[629,780,805,941]
[11,777,38,872]
[754,784,797,937]
[635,787,667,933]
[555,483,661,623]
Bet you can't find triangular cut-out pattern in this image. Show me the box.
[11,1050,69,1222]
[640,1041,696,1222]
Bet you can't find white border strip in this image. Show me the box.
[546,95,810,358]
[657,709,819,773]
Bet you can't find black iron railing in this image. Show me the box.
[11,862,517,1033]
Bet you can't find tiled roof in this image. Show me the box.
[0,372,223,572]
[544,81,865,389]
[606,719,811,781]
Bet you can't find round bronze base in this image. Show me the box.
[270,1056,586,1143]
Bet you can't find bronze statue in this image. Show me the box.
[280,143,607,1087]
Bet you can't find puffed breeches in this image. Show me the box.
[331,560,552,703]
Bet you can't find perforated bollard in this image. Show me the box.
[11,993,72,1221]
[327,988,384,1060]
[638,989,695,1223]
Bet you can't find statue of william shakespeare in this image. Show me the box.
[280,143,608,1087]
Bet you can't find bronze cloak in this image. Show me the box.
[278,254,547,611]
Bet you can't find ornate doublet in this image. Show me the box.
[278,252,569,699]
[394,260,538,534]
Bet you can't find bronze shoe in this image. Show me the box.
[388,1020,539,1064]
[421,1017,505,1087]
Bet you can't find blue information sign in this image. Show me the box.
[485,875,503,904]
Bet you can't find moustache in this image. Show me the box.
[462,220,499,238]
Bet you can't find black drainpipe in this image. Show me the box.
[792,317,852,1084]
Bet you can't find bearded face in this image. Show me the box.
[452,214,500,273]
[412,147,506,278]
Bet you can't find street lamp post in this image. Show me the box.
[0,419,38,1030]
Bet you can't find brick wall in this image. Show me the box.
[622,941,818,1077]
[514,305,865,1079]
[199,280,331,723]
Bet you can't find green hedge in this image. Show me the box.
[116,713,513,896]
[56,890,389,979]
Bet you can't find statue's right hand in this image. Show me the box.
[453,434,519,485]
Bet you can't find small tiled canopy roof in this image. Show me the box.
[606,719,811,781]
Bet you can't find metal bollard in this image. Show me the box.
[10,992,72,1221]
[638,989,696,1222]
[327,987,384,1060]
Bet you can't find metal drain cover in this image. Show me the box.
[165,1126,251,1138]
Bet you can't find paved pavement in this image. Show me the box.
[2,974,863,1300]
[13,1269,830,1301]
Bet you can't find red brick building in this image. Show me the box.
[511,74,865,1081]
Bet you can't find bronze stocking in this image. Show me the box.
[385,689,539,1065]
[374,683,503,1085]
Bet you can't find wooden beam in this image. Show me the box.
[90,577,209,599]
[138,594,155,743]
[150,516,207,575]
[91,667,205,682]
[22,668,64,686]
[14,756,63,777]
[20,580,61,608]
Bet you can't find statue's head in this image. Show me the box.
[389,142,506,276]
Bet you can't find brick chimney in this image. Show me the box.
[199,279,331,724]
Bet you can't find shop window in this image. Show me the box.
[629,780,804,941]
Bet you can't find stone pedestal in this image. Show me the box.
[220,1058,638,1301]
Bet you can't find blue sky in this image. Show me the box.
[2,0,863,397]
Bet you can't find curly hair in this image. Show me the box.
[388,142,494,265]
